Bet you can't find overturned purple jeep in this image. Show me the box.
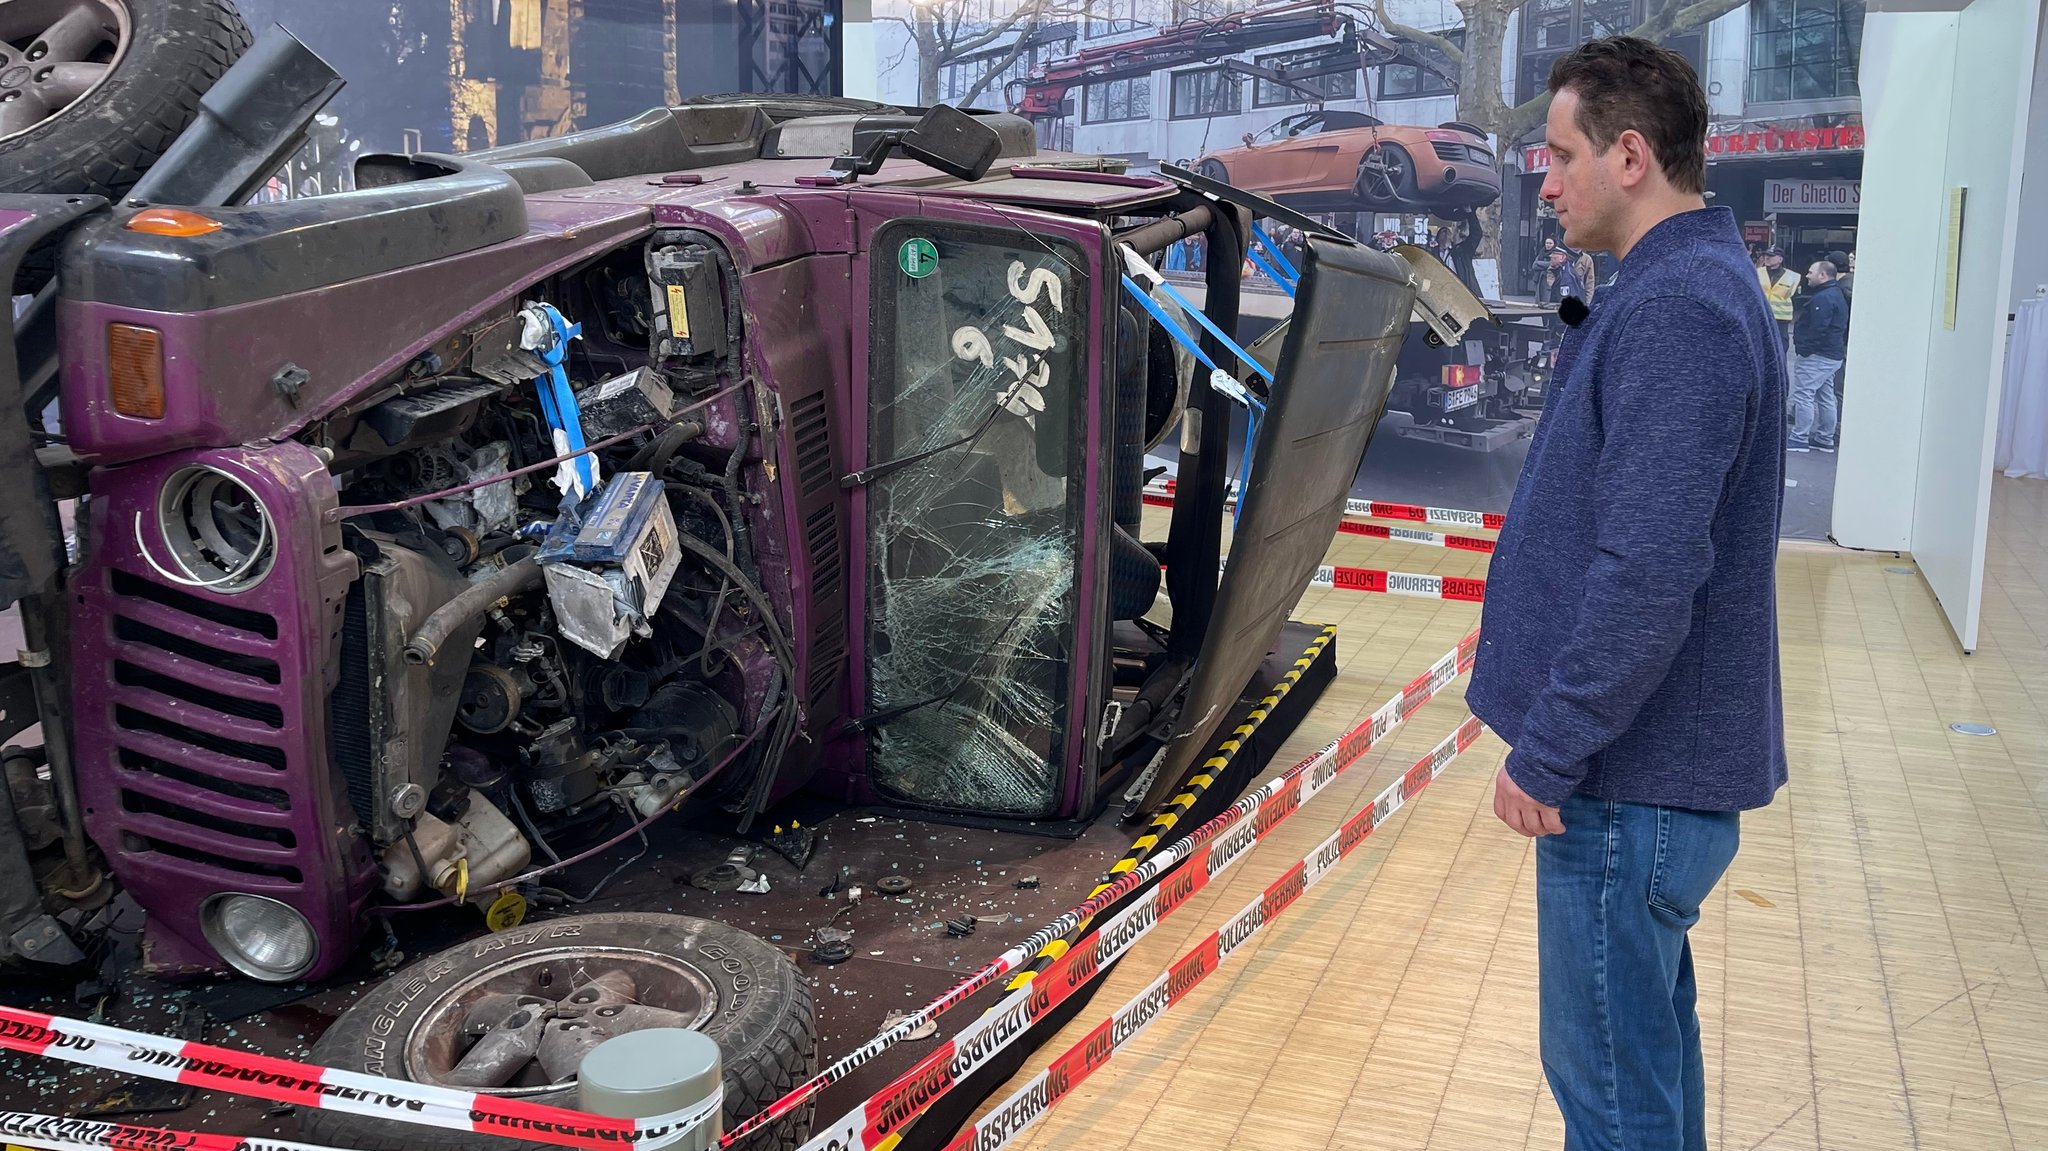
[0,5,1480,1143]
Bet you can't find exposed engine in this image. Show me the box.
[315,237,765,910]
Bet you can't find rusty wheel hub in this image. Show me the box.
[404,946,721,1092]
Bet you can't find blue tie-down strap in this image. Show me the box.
[1118,247,1275,385]
[1249,223,1298,293]
[1119,274,1267,528]
[521,302,599,502]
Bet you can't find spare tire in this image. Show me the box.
[0,0,251,199]
[297,913,818,1151]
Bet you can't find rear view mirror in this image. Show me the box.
[900,105,1003,182]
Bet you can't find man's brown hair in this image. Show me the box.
[1547,37,1709,194]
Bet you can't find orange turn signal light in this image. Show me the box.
[125,208,224,237]
[107,324,166,419]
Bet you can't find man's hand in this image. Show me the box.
[1494,767,1565,838]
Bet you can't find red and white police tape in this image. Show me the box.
[1143,480,1507,535]
[783,630,1482,1151]
[943,714,1490,1151]
[0,632,1482,1151]
[1307,564,1486,602]
[1333,519,1495,555]
[0,1008,721,1151]
[0,1109,354,1151]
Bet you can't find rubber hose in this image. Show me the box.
[404,555,544,666]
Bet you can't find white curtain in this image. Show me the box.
[1996,296,2048,479]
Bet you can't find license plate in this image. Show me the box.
[1444,384,1479,412]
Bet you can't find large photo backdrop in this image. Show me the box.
[235,0,839,196]
[869,0,1867,530]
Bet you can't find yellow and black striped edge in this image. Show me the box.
[999,624,1340,992]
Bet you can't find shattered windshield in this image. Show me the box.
[864,221,1091,818]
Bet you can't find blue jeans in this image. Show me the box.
[1789,354,1841,446]
[1537,794,1742,1151]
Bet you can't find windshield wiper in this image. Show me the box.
[839,398,1006,489]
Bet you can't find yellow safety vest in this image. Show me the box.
[1758,267,1798,322]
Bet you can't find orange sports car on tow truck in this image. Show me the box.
[1193,110,1502,214]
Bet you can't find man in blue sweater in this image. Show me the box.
[1467,37,1787,1151]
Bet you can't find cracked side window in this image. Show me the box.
[864,223,1089,818]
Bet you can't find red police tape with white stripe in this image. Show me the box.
[0,1007,720,1151]
[1142,480,1506,534]
[786,632,1482,1151]
[0,1108,361,1151]
[944,715,1489,1151]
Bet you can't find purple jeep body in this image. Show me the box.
[56,150,1154,979]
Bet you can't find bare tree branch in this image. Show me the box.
[1374,0,1466,64]
[946,0,1040,58]
[960,15,1044,106]
[1635,0,1747,41]
[880,32,915,75]
[1504,89,1554,143]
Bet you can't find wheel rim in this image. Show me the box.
[403,946,722,1094]
[0,0,129,144]
[1359,144,1406,201]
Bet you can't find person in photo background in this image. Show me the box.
[1827,248,1854,407]
[1757,245,1799,382]
[1788,259,1849,452]
[1533,235,1562,302]
[1574,248,1599,304]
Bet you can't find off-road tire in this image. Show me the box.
[1,0,251,289]
[297,913,818,1151]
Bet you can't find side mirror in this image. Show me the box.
[1242,132,1258,148]
[900,105,1003,182]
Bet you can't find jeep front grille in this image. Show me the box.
[103,571,301,885]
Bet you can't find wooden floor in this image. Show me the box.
[974,476,2048,1151]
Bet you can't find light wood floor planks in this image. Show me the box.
[969,476,2048,1151]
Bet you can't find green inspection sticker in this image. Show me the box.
[899,237,939,278]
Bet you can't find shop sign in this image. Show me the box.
[1743,221,1772,244]
[1764,178,1861,213]
[1520,123,1865,173]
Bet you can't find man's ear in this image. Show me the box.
[1615,129,1655,189]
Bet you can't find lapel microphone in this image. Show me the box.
[1559,296,1590,327]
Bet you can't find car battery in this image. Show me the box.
[538,471,683,659]
[576,367,676,440]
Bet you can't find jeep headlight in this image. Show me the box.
[201,894,317,982]
[144,465,277,593]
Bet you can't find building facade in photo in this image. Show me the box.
[876,0,1865,298]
